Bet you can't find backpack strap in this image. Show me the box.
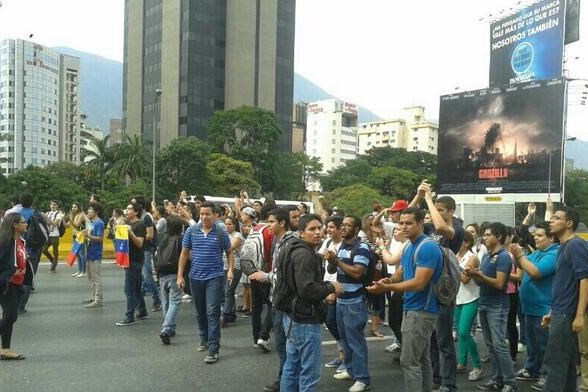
[412,237,437,310]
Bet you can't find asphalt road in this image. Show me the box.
[0,262,541,392]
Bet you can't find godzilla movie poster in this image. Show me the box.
[437,79,565,196]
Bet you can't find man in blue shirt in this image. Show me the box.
[177,201,234,365]
[544,206,588,392]
[84,202,105,308]
[466,222,516,392]
[325,215,372,392]
[508,221,557,386]
[368,207,443,392]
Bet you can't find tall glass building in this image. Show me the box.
[123,0,296,151]
[0,39,81,175]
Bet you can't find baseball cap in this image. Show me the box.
[242,206,256,218]
[390,200,408,212]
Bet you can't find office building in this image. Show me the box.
[123,0,296,151]
[0,39,82,175]
[305,99,358,190]
[292,101,306,153]
[358,106,438,155]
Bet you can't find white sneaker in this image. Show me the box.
[385,342,401,353]
[349,381,370,392]
[517,343,526,353]
[257,338,270,352]
[334,371,353,380]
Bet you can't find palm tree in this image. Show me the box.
[111,134,151,184]
[81,131,113,191]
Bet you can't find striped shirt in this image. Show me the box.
[182,222,231,280]
[336,240,371,305]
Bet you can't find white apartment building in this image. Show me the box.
[358,106,438,155]
[305,99,358,190]
[0,39,82,175]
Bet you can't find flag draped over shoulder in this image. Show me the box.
[115,225,130,268]
[67,231,86,267]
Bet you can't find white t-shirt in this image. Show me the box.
[318,237,342,282]
[456,250,480,305]
[46,210,64,237]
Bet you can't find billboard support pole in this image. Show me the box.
[548,152,552,198]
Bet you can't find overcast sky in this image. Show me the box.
[0,0,586,140]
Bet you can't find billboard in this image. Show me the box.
[489,0,565,86]
[437,79,566,196]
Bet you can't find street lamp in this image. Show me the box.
[152,89,162,203]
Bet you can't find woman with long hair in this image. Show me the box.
[63,202,89,277]
[0,213,28,360]
[222,216,244,326]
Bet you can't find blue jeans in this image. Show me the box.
[280,315,322,392]
[77,243,87,274]
[273,308,287,378]
[223,269,242,322]
[479,302,516,385]
[142,251,160,307]
[336,300,370,385]
[160,273,182,335]
[523,314,548,377]
[190,276,224,354]
[124,263,146,321]
[544,314,578,392]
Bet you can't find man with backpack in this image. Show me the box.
[274,213,343,392]
[411,182,464,392]
[324,215,372,392]
[250,208,296,391]
[17,192,49,314]
[367,207,443,392]
[43,200,64,273]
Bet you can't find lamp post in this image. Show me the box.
[152,89,162,203]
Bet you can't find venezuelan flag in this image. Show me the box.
[115,225,130,268]
[67,231,86,267]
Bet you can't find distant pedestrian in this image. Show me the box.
[84,203,105,309]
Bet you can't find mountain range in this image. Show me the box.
[55,47,588,170]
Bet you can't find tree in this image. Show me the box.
[319,159,372,192]
[322,184,393,217]
[0,166,88,210]
[155,137,211,200]
[206,153,261,197]
[207,106,282,192]
[111,134,151,184]
[366,166,420,199]
[80,132,113,191]
[565,169,588,222]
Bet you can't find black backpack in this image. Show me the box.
[26,210,49,249]
[58,219,66,237]
[272,236,304,313]
[348,238,382,287]
[154,233,183,275]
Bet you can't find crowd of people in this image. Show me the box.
[0,184,587,392]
